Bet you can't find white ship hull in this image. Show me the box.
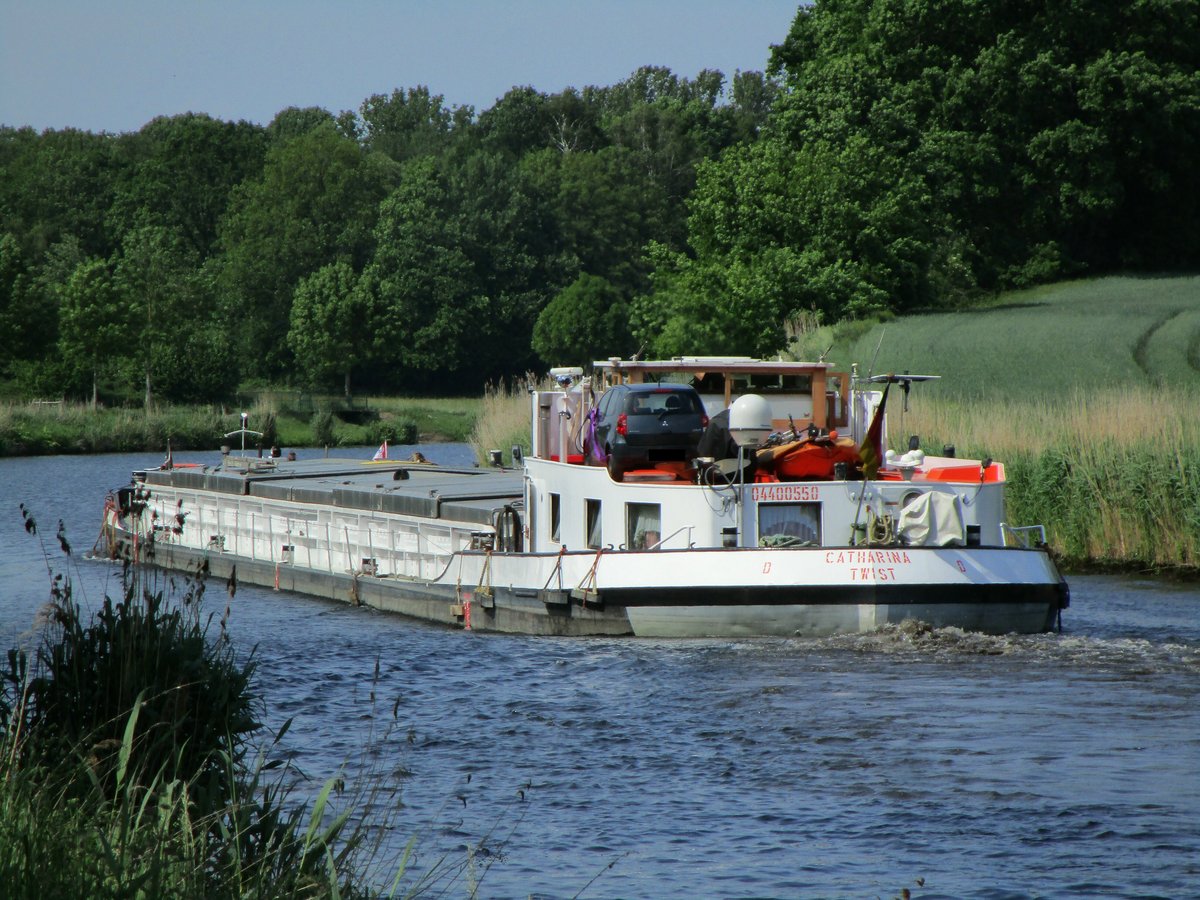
[104,463,1067,638]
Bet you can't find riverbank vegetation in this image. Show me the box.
[467,378,538,467]
[0,558,375,897]
[0,395,477,457]
[786,276,1200,572]
[905,387,1200,572]
[0,528,527,896]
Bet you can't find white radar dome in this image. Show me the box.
[728,394,773,448]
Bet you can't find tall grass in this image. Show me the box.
[0,544,372,898]
[468,378,535,466]
[902,385,1200,569]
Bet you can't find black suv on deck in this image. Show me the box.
[586,383,709,478]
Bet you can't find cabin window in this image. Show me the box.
[747,373,813,393]
[549,493,561,542]
[626,502,661,550]
[585,499,602,549]
[757,503,821,547]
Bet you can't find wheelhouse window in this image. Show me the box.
[626,502,661,550]
[585,499,602,549]
[758,503,821,547]
[549,493,561,543]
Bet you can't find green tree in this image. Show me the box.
[632,0,1200,357]
[20,236,89,392]
[365,150,577,387]
[57,258,134,407]
[109,114,267,258]
[0,234,31,373]
[541,88,608,154]
[764,0,1200,293]
[592,66,752,211]
[365,158,483,380]
[525,145,671,295]
[532,274,633,364]
[358,86,461,163]
[267,105,339,143]
[288,261,375,396]
[115,225,211,407]
[477,87,552,158]
[455,150,568,378]
[636,131,940,358]
[216,124,396,379]
[0,127,119,258]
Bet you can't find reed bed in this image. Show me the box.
[0,558,369,897]
[902,385,1200,569]
[468,377,536,466]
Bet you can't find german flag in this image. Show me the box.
[858,379,891,480]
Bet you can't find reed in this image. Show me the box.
[901,385,1200,569]
[0,558,371,898]
[468,378,535,466]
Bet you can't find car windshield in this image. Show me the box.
[624,390,700,416]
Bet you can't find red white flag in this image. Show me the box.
[373,440,388,460]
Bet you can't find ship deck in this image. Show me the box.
[141,457,525,527]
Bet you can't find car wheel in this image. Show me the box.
[606,449,622,480]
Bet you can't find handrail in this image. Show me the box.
[647,525,694,551]
[1001,523,1046,548]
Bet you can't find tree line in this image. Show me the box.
[2,1,1197,405]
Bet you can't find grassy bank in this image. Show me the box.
[0,395,480,458]
[901,385,1200,571]
[787,274,1200,572]
[793,275,1200,400]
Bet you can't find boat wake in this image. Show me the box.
[811,619,1200,675]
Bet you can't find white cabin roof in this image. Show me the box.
[594,356,836,376]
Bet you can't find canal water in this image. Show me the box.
[1,450,1197,899]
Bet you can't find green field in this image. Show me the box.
[794,276,1200,399]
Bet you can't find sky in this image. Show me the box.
[1,1,801,134]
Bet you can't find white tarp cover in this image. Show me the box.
[898,491,965,546]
